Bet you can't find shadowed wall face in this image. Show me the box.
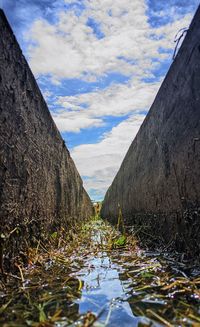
[101,7,200,256]
[0,10,93,268]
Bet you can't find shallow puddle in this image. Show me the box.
[74,253,146,326]
[72,223,151,326]
[0,219,200,326]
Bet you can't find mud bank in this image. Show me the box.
[0,10,93,270]
[101,7,200,257]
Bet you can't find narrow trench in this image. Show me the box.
[0,218,200,327]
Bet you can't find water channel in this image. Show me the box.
[0,219,200,326]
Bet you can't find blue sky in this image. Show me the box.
[2,0,199,200]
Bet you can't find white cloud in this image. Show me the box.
[53,78,160,132]
[52,111,104,132]
[71,114,145,198]
[27,1,193,81]
[58,79,160,116]
[43,90,53,101]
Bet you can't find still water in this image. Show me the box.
[0,219,199,326]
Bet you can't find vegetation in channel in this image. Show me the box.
[0,214,200,326]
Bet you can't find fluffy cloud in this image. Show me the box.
[53,111,104,132]
[54,78,160,132]
[27,0,193,81]
[71,114,146,198]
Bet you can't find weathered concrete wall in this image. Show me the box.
[0,10,93,268]
[101,7,200,256]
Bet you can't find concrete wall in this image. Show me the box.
[0,10,93,268]
[101,7,200,257]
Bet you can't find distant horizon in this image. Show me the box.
[2,0,199,201]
